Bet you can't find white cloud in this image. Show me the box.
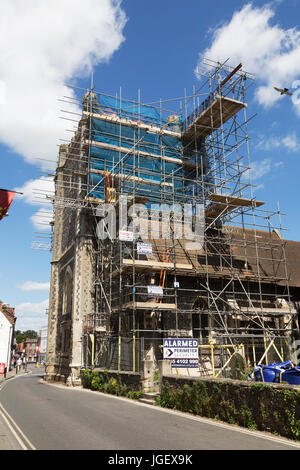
[282,133,300,151]
[30,208,54,231]
[16,282,50,292]
[15,176,55,206]
[15,316,48,333]
[15,176,55,230]
[198,3,300,109]
[249,158,272,181]
[0,2,126,233]
[0,0,126,168]
[15,299,49,332]
[243,157,285,185]
[16,299,49,314]
[256,132,300,152]
[0,81,6,105]
[256,136,281,152]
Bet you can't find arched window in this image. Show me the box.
[62,268,73,316]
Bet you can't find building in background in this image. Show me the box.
[0,301,16,372]
[38,325,48,363]
[17,338,39,363]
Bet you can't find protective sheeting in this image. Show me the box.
[97,94,162,125]
[91,118,182,159]
[94,93,183,131]
[88,112,184,199]
[183,142,215,199]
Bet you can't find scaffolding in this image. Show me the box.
[43,59,299,381]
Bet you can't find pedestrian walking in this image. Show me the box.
[22,356,27,371]
[16,357,22,374]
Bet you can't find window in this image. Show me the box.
[62,269,73,316]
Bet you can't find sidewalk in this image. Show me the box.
[0,367,31,449]
[0,366,29,385]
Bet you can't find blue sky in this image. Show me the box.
[0,0,300,332]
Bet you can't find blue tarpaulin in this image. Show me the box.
[86,94,214,201]
[254,362,300,385]
[87,110,184,199]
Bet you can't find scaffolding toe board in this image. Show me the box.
[183,94,247,140]
[205,193,264,220]
[122,301,177,311]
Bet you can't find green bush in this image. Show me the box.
[82,369,93,389]
[158,379,300,441]
[127,390,142,400]
[91,371,103,391]
[81,369,141,401]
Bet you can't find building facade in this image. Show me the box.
[45,61,300,387]
[17,338,39,363]
[38,325,48,363]
[0,301,16,372]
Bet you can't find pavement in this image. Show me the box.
[0,366,29,384]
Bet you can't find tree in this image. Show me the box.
[15,330,25,344]
[15,330,38,343]
[23,330,38,340]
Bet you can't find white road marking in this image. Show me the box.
[0,402,36,450]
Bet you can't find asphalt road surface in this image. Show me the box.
[0,367,299,451]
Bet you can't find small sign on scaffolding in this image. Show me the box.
[147,285,163,298]
[119,230,134,242]
[137,242,152,255]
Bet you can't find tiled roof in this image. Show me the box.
[0,301,16,325]
[139,223,300,288]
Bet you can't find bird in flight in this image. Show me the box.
[274,87,293,96]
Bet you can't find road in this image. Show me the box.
[0,367,299,451]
